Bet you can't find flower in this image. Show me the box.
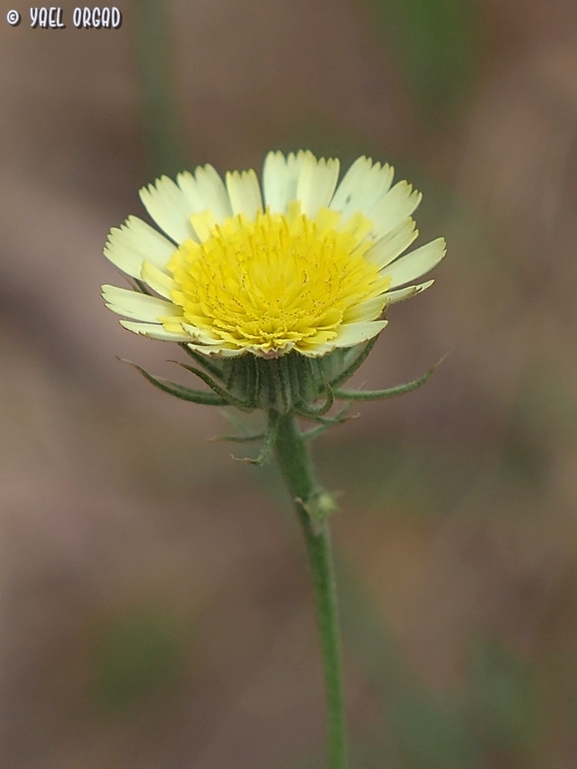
[102,150,445,359]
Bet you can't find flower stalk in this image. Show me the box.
[102,149,448,767]
[274,412,347,769]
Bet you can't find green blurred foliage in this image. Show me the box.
[133,0,187,179]
[337,561,482,769]
[469,638,539,758]
[366,0,481,114]
[90,606,189,715]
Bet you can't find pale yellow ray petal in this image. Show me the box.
[187,341,246,358]
[181,323,229,345]
[226,169,263,218]
[385,280,434,304]
[103,216,176,278]
[141,260,176,299]
[262,150,310,213]
[189,210,218,242]
[343,295,388,323]
[194,164,233,220]
[177,165,233,223]
[383,238,446,288]
[296,342,338,358]
[102,285,181,322]
[139,176,194,244]
[119,320,190,341]
[296,154,340,217]
[365,218,419,269]
[330,157,394,220]
[369,182,422,241]
[331,320,388,349]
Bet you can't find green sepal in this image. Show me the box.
[327,334,381,389]
[133,278,153,296]
[209,409,265,442]
[231,409,280,465]
[221,353,324,413]
[179,344,224,380]
[170,360,253,412]
[298,489,339,532]
[303,403,358,442]
[207,432,265,443]
[334,354,447,402]
[295,379,334,419]
[300,408,357,427]
[118,358,228,406]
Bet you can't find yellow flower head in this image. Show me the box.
[102,150,445,358]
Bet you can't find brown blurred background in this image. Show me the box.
[2,0,577,767]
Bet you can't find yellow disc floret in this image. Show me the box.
[164,202,390,357]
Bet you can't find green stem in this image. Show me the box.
[274,412,348,769]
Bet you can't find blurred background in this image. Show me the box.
[2,0,577,766]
